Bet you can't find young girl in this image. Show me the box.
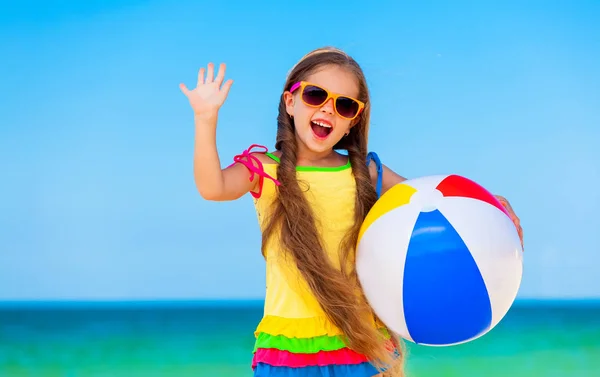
[179,47,523,377]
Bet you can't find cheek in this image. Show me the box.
[293,102,314,121]
[337,120,353,133]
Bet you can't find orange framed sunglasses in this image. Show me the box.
[289,81,365,120]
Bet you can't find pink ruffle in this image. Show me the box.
[252,347,369,368]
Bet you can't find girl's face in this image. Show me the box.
[284,65,362,157]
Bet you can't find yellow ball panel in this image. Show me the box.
[358,182,417,243]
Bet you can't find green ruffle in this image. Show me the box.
[253,328,391,354]
[253,332,348,354]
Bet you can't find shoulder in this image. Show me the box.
[227,144,281,200]
[250,151,278,165]
[232,144,279,166]
[260,150,281,164]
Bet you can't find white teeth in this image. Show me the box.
[312,121,331,128]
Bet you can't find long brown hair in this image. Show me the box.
[261,47,404,373]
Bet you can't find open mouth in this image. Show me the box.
[310,120,333,139]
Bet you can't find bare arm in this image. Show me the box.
[193,113,261,201]
[368,160,407,196]
[182,62,263,202]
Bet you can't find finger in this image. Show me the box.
[519,227,524,250]
[179,83,191,96]
[519,227,523,242]
[206,62,215,83]
[497,198,511,212]
[197,67,205,87]
[496,196,512,209]
[511,217,521,234]
[215,63,226,87]
[513,216,521,228]
[505,204,516,219]
[220,79,234,98]
[499,198,511,210]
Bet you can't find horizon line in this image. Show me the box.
[1,297,599,310]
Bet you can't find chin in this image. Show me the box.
[297,129,341,153]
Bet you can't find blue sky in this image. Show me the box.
[1,0,598,301]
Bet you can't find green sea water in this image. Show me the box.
[0,300,598,377]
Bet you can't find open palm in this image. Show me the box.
[180,62,233,116]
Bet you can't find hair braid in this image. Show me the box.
[259,47,404,374]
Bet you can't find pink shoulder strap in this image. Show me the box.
[228,144,281,199]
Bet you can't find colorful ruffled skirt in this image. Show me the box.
[251,315,392,377]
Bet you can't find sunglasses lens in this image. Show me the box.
[302,85,328,106]
[336,97,360,119]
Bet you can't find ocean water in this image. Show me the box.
[0,300,599,377]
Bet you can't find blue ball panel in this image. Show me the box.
[403,209,492,345]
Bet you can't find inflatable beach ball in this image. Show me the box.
[356,175,523,346]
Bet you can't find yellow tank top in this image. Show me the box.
[252,151,378,338]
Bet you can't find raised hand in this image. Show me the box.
[180,63,233,117]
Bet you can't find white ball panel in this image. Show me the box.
[437,197,523,328]
[356,204,421,342]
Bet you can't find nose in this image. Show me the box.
[320,98,335,115]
